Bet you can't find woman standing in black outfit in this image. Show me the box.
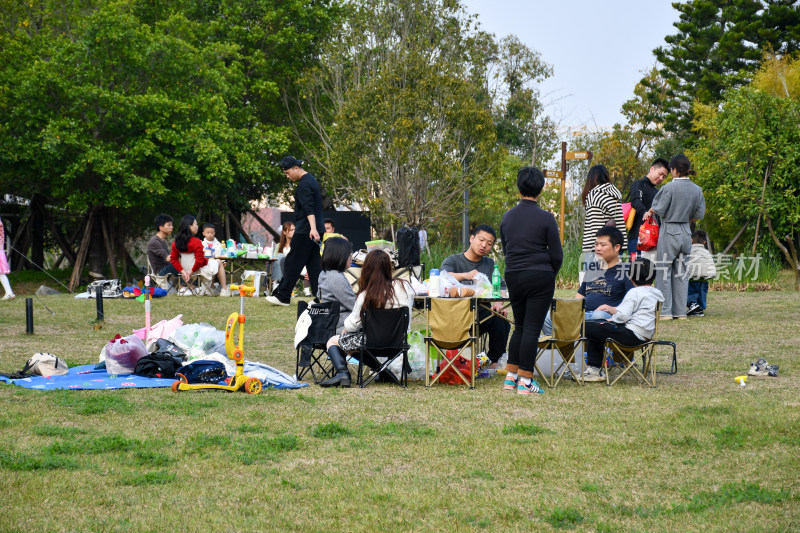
[499,167,563,395]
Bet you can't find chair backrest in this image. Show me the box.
[551,298,585,341]
[297,300,341,346]
[362,307,409,351]
[344,266,362,291]
[428,298,475,349]
[650,301,663,342]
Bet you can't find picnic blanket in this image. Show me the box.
[0,363,308,391]
[0,365,175,390]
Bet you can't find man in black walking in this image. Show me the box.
[266,156,324,306]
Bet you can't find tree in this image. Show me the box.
[490,35,559,167]
[691,81,800,289]
[0,0,338,275]
[647,0,800,137]
[287,0,500,231]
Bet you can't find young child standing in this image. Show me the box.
[577,258,664,382]
[686,230,716,317]
[0,217,15,300]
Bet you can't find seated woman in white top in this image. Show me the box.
[319,250,414,388]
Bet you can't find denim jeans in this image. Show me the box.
[541,308,612,336]
[687,280,708,310]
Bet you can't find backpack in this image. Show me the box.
[396,226,420,267]
[0,352,68,379]
[134,352,185,379]
[26,353,69,376]
[175,360,228,384]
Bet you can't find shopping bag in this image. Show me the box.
[637,219,659,251]
[622,202,636,230]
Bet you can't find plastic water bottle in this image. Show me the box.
[492,265,501,298]
[429,269,440,297]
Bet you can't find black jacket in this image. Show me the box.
[293,173,325,235]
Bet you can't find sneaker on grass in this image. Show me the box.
[503,375,518,391]
[748,358,769,376]
[579,365,605,382]
[517,379,545,395]
[687,302,703,316]
[265,295,290,306]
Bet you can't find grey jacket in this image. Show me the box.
[611,285,665,341]
[317,270,357,333]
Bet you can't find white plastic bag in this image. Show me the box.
[106,334,147,374]
[407,331,427,380]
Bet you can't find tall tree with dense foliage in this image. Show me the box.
[647,0,800,137]
[691,57,800,289]
[0,0,338,247]
[287,0,501,230]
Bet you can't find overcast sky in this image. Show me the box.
[463,0,680,132]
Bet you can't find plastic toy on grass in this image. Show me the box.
[734,375,747,387]
[171,283,262,395]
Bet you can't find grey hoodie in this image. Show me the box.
[610,285,665,340]
[317,270,357,334]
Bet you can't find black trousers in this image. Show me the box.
[584,320,643,368]
[505,270,555,377]
[273,233,321,302]
[478,310,511,363]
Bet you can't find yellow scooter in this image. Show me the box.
[171,284,262,394]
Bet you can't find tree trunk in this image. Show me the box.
[100,211,118,279]
[31,194,45,269]
[227,208,254,244]
[69,208,97,292]
[245,208,281,240]
[764,214,799,291]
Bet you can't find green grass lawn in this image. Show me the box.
[0,272,798,531]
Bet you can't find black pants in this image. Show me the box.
[478,310,511,363]
[584,320,643,368]
[273,233,321,302]
[505,270,555,377]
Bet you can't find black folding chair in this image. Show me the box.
[295,301,340,383]
[356,307,411,388]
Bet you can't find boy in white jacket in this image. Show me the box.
[686,230,716,317]
[578,258,665,382]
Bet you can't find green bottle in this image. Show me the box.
[492,265,501,298]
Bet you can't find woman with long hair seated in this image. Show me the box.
[169,215,229,296]
[319,250,415,388]
[317,237,357,334]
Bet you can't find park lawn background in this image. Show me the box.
[0,271,798,532]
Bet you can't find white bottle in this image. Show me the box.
[429,269,440,297]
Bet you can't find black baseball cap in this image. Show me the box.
[280,156,304,170]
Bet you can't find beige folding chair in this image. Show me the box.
[535,299,586,387]
[602,302,663,387]
[179,253,215,296]
[425,298,478,388]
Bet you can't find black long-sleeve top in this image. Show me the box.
[628,177,659,240]
[500,199,563,274]
[293,173,325,235]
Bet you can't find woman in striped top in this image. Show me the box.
[581,165,627,253]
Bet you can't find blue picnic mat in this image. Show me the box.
[0,365,176,390]
[0,363,308,390]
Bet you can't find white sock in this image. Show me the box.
[507,371,517,380]
[520,377,531,386]
[0,274,12,295]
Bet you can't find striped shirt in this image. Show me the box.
[582,183,627,252]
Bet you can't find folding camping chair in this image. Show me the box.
[179,253,216,296]
[147,257,176,294]
[425,298,478,388]
[356,307,411,388]
[602,302,666,387]
[295,301,340,383]
[535,298,586,387]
